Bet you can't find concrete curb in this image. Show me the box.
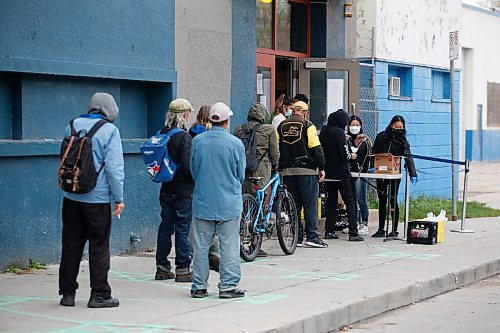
[263,258,500,333]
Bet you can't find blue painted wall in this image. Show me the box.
[374,61,460,201]
[231,0,257,129]
[0,0,176,270]
[466,129,500,162]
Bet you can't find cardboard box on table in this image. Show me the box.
[373,153,402,174]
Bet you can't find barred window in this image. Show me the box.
[487,82,500,127]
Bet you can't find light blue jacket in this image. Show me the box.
[190,126,246,221]
[64,116,124,204]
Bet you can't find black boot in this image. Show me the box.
[87,294,119,308]
[60,293,75,307]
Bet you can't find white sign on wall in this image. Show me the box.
[449,31,459,61]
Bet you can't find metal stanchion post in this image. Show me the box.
[451,160,474,233]
[404,168,410,240]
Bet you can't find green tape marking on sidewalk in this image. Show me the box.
[243,293,288,304]
[0,305,175,332]
[369,245,441,260]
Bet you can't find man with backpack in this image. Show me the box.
[58,92,124,308]
[234,103,279,257]
[153,98,195,283]
[277,101,327,248]
[234,103,279,194]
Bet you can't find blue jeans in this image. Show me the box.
[156,196,192,274]
[191,215,241,292]
[351,177,369,225]
[284,175,319,242]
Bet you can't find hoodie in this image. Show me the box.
[319,110,353,180]
[234,103,279,192]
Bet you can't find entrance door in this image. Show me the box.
[256,53,275,114]
[299,59,360,128]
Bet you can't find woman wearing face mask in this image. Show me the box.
[271,95,294,130]
[371,115,418,238]
[347,115,372,236]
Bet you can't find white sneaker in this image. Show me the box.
[342,227,349,234]
[358,224,369,235]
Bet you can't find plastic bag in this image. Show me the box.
[425,209,448,223]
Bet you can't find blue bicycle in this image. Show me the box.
[240,172,299,262]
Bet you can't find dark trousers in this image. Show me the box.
[376,179,401,232]
[59,197,112,297]
[284,175,319,242]
[156,196,192,273]
[325,180,358,236]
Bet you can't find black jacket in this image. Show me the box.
[319,111,352,180]
[159,126,195,199]
[277,114,325,172]
[348,134,371,173]
[371,130,417,177]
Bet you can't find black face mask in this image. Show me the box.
[393,129,404,137]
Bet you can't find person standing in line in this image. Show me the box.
[188,105,220,272]
[189,105,212,137]
[190,102,246,299]
[319,109,364,242]
[59,93,124,308]
[234,103,280,257]
[347,115,372,236]
[371,115,418,238]
[271,95,294,130]
[154,99,195,283]
[277,101,328,248]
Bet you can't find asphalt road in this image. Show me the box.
[344,274,500,333]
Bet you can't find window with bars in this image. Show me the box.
[487,82,500,127]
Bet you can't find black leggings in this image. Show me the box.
[376,179,401,232]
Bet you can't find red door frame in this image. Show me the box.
[256,0,310,112]
[256,52,276,112]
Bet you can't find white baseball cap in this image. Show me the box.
[209,102,233,122]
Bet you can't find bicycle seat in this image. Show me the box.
[248,176,263,184]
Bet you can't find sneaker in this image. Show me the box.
[209,253,219,272]
[219,288,245,299]
[175,272,192,283]
[296,239,303,247]
[155,267,175,280]
[191,289,208,298]
[387,231,399,238]
[60,293,75,307]
[342,227,349,234]
[257,249,268,257]
[371,229,386,238]
[324,232,339,240]
[87,294,119,308]
[349,235,364,241]
[358,224,369,235]
[305,238,328,248]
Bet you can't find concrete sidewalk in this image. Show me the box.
[460,162,500,209]
[1,217,499,333]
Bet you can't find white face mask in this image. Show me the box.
[285,109,293,117]
[349,126,361,135]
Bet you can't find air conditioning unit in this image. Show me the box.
[389,77,401,96]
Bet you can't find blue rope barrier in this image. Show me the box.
[412,154,466,166]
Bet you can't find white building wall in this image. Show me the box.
[460,4,500,130]
[356,0,460,68]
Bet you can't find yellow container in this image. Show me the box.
[436,220,444,243]
[301,198,322,220]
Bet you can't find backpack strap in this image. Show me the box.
[69,119,77,137]
[86,119,108,138]
[166,127,183,138]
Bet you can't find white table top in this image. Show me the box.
[350,172,402,180]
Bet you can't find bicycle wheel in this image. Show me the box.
[276,190,299,255]
[240,194,262,262]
